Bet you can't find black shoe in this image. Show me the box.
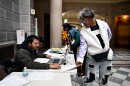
[84,73,95,83]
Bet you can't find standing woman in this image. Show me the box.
[62,23,80,61]
[76,8,113,86]
[63,23,86,76]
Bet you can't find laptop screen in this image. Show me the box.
[47,58,64,64]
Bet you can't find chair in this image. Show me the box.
[0,67,8,80]
[1,59,13,75]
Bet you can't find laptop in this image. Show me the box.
[47,58,64,64]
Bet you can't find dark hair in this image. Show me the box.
[38,37,45,44]
[81,8,94,18]
[63,23,73,31]
[25,35,38,45]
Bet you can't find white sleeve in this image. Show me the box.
[76,34,88,63]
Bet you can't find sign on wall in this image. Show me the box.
[16,30,25,44]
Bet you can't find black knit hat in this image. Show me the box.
[62,23,72,31]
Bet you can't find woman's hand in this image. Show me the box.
[76,61,83,67]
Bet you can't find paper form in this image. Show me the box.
[0,75,30,86]
[60,65,76,72]
[34,58,50,63]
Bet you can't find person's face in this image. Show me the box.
[29,39,39,50]
[81,17,91,28]
[38,42,45,49]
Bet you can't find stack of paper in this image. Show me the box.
[34,58,50,63]
[0,75,30,86]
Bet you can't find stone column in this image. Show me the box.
[19,0,34,36]
[50,0,62,48]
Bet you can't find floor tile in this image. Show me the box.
[125,76,130,81]
[119,68,130,73]
[112,73,127,80]
[116,70,129,76]
[109,76,124,84]
[108,81,121,86]
[122,81,130,86]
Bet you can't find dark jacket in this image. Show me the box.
[68,27,80,61]
[69,27,80,51]
[11,42,50,72]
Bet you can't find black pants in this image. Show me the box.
[73,49,87,75]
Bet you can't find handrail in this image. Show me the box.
[0,41,16,47]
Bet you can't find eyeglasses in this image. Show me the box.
[80,18,89,24]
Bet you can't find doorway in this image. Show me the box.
[116,15,130,49]
[44,13,50,48]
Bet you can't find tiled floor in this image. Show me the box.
[71,48,130,86]
[113,48,130,61]
[71,67,130,86]
[113,48,130,66]
[109,67,130,86]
